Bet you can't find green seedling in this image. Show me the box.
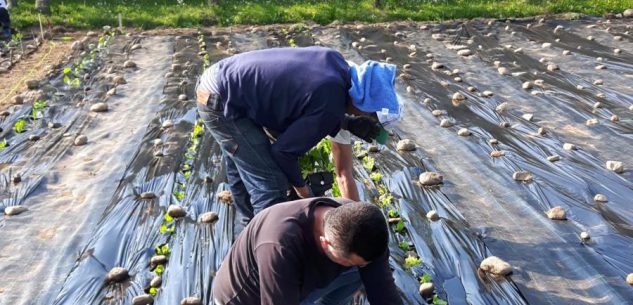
[62,36,73,41]
[13,119,27,133]
[154,264,165,275]
[362,156,375,172]
[185,152,194,160]
[155,244,171,256]
[299,139,334,176]
[183,171,191,179]
[288,38,296,48]
[377,185,388,195]
[398,240,409,251]
[388,209,399,218]
[0,139,7,151]
[394,219,406,233]
[149,287,158,296]
[173,190,185,201]
[404,255,423,270]
[160,223,175,234]
[379,194,393,207]
[31,100,47,120]
[419,273,432,284]
[192,123,203,139]
[432,294,447,305]
[370,172,382,182]
[164,213,174,223]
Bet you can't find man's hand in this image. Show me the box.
[341,115,381,143]
[293,185,314,199]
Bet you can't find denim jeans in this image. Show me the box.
[197,97,288,232]
[301,268,362,305]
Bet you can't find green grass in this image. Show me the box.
[9,0,631,30]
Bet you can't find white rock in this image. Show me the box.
[131,44,142,51]
[403,64,411,70]
[534,79,544,86]
[167,205,187,218]
[554,25,564,33]
[481,90,493,97]
[580,232,590,241]
[150,276,162,287]
[106,267,129,283]
[626,273,633,285]
[74,135,88,146]
[452,92,466,101]
[562,50,571,55]
[489,138,498,145]
[467,86,477,92]
[140,191,156,199]
[577,85,584,90]
[614,36,623,41]
[431,62,444,69]
[563,143,576,151]
[423,98,431,105]
[593,194,608,202]
[624,9,633,18]
[611,115,620,122]
[454,77,462,82]
[199,212,219,224]
[406,86,413,94]
[537,127,546,135]
[522,113,534,121]
[431,110,442,117]
[490,150,505,157]
[587,36,594,41]
[439,119,453,128]
[513,171,533,182]
[595,65,606,70]
[498,67,510,75]
[426,210,439,221]
[90,102,108,112]
[495,102,508,112]
[480,256,512,276]
[162,120,174,129]
[132,294,154,305]
[547,64,559,71]
[586,118,599,126]
[418,282,435,296]
[546,206,567,220]
[4,205,27,216]
[547,155,560,162]
[522,82,533,90]
[123,61,137,68]
[113,76,127,85]
[178,94,188,101]
[419,172,443,186]
[457,128,471,136]
[606,161,624,173]
[181,297,202,305]
[596,93,606,99]
[457,49,472,56]
[593,102,603,109]
[217,190,233,204]
[494,60,501,67]
[397,139,416,151]
[150,255,168,267]
[593,79,603,85]
[542,42,552,48]
[614,48,621,54]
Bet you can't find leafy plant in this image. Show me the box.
[192,123,203,139]
[432,294,447,305]
[154,264,165,275]
[388,209,399,218]
[394,219,406,233]
[379,194,393,207]
[288,38,296,48]
[362,156,375,172]
[370,172,382,182]
[398,240,409,251]
[149,287,158,296]
[63,66,81,88]
[155,244,171,256]
[173,190,185,201]
[31,100,47,120]
[298,139,334,177]
[420,273,432,284]
[404,255,423,270]
[0,139,7,151]
[13,119,27,133]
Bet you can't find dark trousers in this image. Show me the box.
[0,8,10,38]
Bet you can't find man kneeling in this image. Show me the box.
[212,198,403,305]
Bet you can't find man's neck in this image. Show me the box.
[312,205,334,252]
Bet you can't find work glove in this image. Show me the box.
[340,114,381,143]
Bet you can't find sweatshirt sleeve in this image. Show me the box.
[270,86,345,187]
[359,250,404,305]
[254,243,302,305]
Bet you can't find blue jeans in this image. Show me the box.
[197,98,288,231]
[301,268,362,305]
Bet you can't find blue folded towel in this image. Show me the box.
[348,60,399,116]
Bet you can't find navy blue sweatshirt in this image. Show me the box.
[215,47,351,187]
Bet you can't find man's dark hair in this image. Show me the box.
[323,202,389,261]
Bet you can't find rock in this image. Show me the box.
[48,122,62,129]
[593,194,608,202]
[563,143,576,151]
[397,139,416,151]
[522,82,533,90]
[624,9,633,18]
[489,138,498,145]
[153,151,164,157]
[499,122,511,128]
[596,93,606,99]
[495,102,508,112]
[418,282,435,297]
[467,86,477,92]
[595,65,606,70]
[562,50,571,55]
[431,33,446,41]
[423,98,431,105]
[593,79,603,85]
[479,256,512,276]
[627,273,633,285]
[1,110,10,116]
[614,36,623,41]
[452,92,466,101]
[123,61,137,68]
[131,44,142,51]
[74,135,88,146]
[630,105,633,111]
[218,190,233,204]
[580,232,590,241]
[106,88,117,97]
[106,267,129,283]
[490,150,505,158]
[614,48,621,54]
[439,119,453,128]
[12,95,24,105]
[454,77,462,82]
[161,120,174,129]
[140,192,156,199]
[149,275,162,288]
[522,113,534,121]
[90,102,108,112]
[542,42,552,48]
[547,64,559,71]
[426,210,439,221]
[431,110,442,117]
[498,67,510,75]
[12,174,21,183]
[178,94,188,101]
[481,90,493,97]
[587,36,594,41]
[26,80,40,90]
[457,49,472,56]
[28,134,40,141]
[610,115,619,122]
[534,79,544,86]
[4,205,27,216]
[431,62,444,70]
[150,255,168,267]
[537,127,546,135]
[546,206,567,220]
[113,76,127,85]
[132,294,154,305]
[606,160,624,173]
[180,297,202,305]
[512,171,533,182]
[171,64,182,72]
[593,102,603,109]
[586,118,599,126]
[167,205,187,218]
[199,212,219,224]
[547,155,560,162]
[71,41,84,51]
[419,172,443,186]
[457,128,471,136]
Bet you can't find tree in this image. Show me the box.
[7,0,17,10]
[35,0,51,15]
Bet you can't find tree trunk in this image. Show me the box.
[35,0,51,15]
[7,0,18,10]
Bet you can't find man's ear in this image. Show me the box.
[319,236,331,251]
